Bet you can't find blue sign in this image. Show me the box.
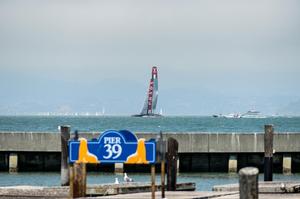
[69,130,156,164]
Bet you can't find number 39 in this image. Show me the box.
[103,144,122,159]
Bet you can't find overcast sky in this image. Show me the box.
[0,0,299,115]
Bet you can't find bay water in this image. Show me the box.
[1,116,300,191]
[0,116,300,133]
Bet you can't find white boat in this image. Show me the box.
[223,113,241,118]
[241,110,266,118]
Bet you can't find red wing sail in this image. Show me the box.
[147,79,154,114]
[139,66,159,116]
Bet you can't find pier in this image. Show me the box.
[1,182,300,198]
[0,132,300,173]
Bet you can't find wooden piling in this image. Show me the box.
[161,160,166,199]
[156,131,166,198]
[60,125,70,186]
[239,167,259,199]
[264,125,274,181]
[70,163,87,198]
[167,137,178,191]
[151,164,156,199]
[69,164,74,198]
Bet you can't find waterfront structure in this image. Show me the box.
[0,132,298,174]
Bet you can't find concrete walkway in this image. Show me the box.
[93,191,238,199]
[89,191,300,199]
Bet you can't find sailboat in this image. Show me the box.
[132,66,162,117]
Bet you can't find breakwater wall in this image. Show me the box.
[0,132,300,173]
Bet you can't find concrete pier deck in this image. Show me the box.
[96,191,239,199]
[1,131,300,153]
[1,132,300,173]
[1,186,299,199]
[95,191,300,199]
[0,182,195,198]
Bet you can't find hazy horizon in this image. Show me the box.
[1,1,300,116]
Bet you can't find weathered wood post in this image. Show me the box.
[239,167,259,199]
[161,160,166,198]
[70,163,87,198]
[69,164,74,197]
[264,124,274,181]
[157,131,166,199]
[167,137,178,191]
[151,164,156,199]
[60,125,70,186]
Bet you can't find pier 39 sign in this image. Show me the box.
[68,130,156,164]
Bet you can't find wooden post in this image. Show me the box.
[151,164,156,199]
[161,160,166,199]
[157,131,166,199]
[69,164,74,198]
[70,163,87,198]
[60,125,70,186]
[239,167,259,199]
[264,124,274,181]
[167,137,178,191]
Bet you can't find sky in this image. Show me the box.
[0,0,300,115]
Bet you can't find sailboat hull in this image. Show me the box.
[131,113,162,117]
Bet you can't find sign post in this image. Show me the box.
[156,131,166,199]
[151,164,156,199]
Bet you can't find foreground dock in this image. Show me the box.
[1,188,300,199]
[96,191,238,199]
[92,191,300,199]
[1,181,299,198]
[0,182,195,198]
